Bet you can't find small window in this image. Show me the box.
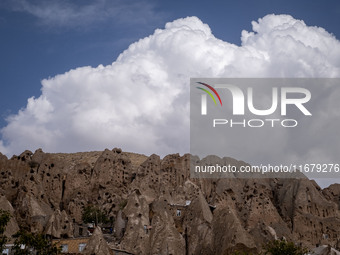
[60,244,68,253]
[2,248,9,255]
[176,209,181,216]
[79,243,86,252]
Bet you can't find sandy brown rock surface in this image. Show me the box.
[0,148,339,254]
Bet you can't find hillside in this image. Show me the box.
[0,148,339,254]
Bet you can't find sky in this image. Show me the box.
[0,0,340,187]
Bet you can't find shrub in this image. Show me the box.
[12,230,60,255]
[82,205,109,225]
[231,239,309,255]
[263,239,309,255]
[0,209,11,253]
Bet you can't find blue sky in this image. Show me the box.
[1,0,340,129]
[1,0,340,174]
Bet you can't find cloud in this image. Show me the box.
[5,0,157,29]
[1,14,340,163]
[0,140,8,156]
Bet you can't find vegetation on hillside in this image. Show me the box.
[0,209,11,253]
[231,239,309,255]
[82,204,109,225]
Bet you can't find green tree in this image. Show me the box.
[263,239,309,255]
[0,209,11,253]
[82,205,109,225]
[12,230,60,255]
[231,239,309,255]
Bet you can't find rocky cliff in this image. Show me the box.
[0,148,339,254]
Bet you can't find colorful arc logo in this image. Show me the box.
[196,82,223,106]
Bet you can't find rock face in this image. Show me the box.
[0,148,340,254]
[83,227,114,255]
[312,245,340,255]
[0,195,19,241]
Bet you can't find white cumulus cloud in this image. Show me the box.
[1,14,340,160]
